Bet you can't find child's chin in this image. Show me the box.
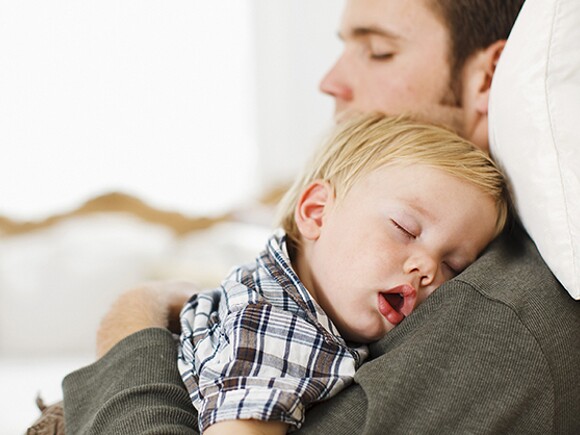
[343,327,387,344]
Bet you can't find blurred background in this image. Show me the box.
[0,0,344,431]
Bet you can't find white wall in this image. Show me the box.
[253,0,345,190]
[0,0,344,220]
[0,0,257,220]
[0,2,348,357]
[0,3,347,431]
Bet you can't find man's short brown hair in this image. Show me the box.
[427,0,525,77]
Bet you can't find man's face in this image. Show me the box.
[320,0,465,137]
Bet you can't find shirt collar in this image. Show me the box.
[260,230,345,343]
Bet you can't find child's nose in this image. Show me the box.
[404,254,440,290]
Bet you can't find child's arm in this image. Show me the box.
[96,282,193,357]
[204,419,288,435]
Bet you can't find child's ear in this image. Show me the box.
[294,180,333,241]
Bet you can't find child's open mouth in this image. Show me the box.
[378,284,417,326]
[383,293,404,313]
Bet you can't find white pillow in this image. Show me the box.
[489,0,580,299]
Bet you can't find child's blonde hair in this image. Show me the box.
[277,113,510,248]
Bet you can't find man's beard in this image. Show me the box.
[419,77,465,138]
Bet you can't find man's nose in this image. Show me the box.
[319,55,353,101]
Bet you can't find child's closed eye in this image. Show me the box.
[442,262,460,277]
[391,219,416,239]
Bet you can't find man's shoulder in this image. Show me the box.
[380,225,579,348]
[458,224,579,326]
[364,226,580,433]
[438,224,580,430]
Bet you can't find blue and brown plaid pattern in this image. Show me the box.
[178,230,368,432]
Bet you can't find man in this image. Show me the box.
[60,0,580,434]
[320,0,511,151]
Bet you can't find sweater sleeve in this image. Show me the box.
[297,281,554,435]
[63,328,199,435]
[60,288,560,435]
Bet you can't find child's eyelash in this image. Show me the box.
[391,220,416,239]
[443,262,459,276]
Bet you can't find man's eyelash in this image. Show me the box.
[391,220,415,239]
[370,53,393,60]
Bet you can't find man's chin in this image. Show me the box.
[411,104,465,136]
[334,107,373,124]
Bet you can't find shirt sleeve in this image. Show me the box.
[196,301,357,432]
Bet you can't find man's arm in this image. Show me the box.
[64,282,199,435]
[64,327,199,434]
[64,282,552,435]
[63,231,578,434]
[96,282,192,357]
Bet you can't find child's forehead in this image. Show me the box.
[359,160,440,180]
[346,160,482,198]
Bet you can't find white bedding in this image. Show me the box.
[0,354,92,433]
[0,212,272,433]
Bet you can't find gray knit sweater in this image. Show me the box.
[63,225,580,434]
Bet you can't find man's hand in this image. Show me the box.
[96,281,197,358]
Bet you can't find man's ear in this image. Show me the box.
[461,39,506,150]
[294,180,333,241]
[466,39,506,115]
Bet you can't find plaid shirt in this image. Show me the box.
[178,230,368,432]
